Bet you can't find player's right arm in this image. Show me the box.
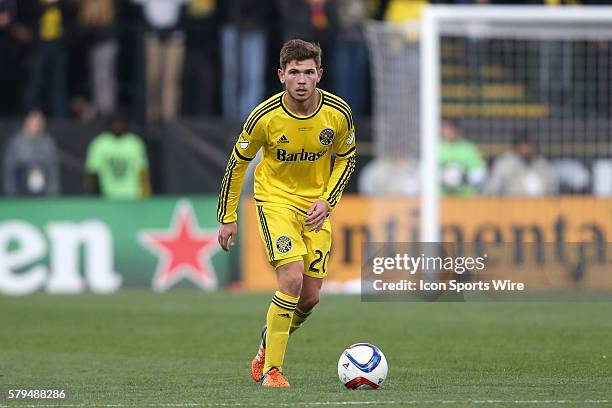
[216,120,265,251]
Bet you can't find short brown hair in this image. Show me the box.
[279,39,322,69]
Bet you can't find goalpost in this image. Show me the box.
[418,5,612,242]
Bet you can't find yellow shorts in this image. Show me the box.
[255,204,331,278]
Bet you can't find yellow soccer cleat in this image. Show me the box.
[260,368,290,387]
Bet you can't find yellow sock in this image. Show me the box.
[263,291,299,374]
[289,307,313,335]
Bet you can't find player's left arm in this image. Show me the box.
[305,118,356,231]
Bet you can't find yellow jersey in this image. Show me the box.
[217,89,356,223]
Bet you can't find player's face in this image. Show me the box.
[278,59,322,102]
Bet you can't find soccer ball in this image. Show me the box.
[337,343,388,389]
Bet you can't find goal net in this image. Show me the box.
[358,6,612,296]
[366,6,612,242]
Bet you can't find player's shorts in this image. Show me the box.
[255,204,331,279]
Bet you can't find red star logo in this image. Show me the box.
[139,200,220,292]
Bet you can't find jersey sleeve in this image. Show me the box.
[216,119,266,224]
[319,108,356,210]
[332,104,356,158]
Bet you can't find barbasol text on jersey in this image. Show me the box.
[276,148,326,162]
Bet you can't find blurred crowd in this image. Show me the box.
[359,120,588,198]
[1,0,610,198]
[0,0,391,123]
[2,0,603,122]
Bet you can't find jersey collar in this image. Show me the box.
[281,89,323,120]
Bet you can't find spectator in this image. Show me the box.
[333,0,373,117]
[3,110,60,196]
[552,158,591,194]
[438,120,486,196]
[383,0,428,22]
[358,157,420,196]
[133,0,187,125]
[182,0,219,116]
[21,0,73,118]
[0,0,24,116]
[277,0,339,91]
[219,0,272,121]
[73,0,118,119]
[484,131,558,197]
[0,0,15,30]
[85,112,150,199]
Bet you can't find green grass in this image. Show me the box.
[1,291,611,407]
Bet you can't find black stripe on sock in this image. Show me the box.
[272,298,296,311]
[294,308,311,319]
[273,295,298,308]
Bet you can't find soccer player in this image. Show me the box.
[217,39,356,387]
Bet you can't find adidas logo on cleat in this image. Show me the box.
[277,135,290,144]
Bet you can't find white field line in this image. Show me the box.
[1,400,611,407]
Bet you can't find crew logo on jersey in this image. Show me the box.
[239,135,249,149]
[276,236,292,254]
[319,128,334,146]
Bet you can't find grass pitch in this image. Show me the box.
[1,291,611,407]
